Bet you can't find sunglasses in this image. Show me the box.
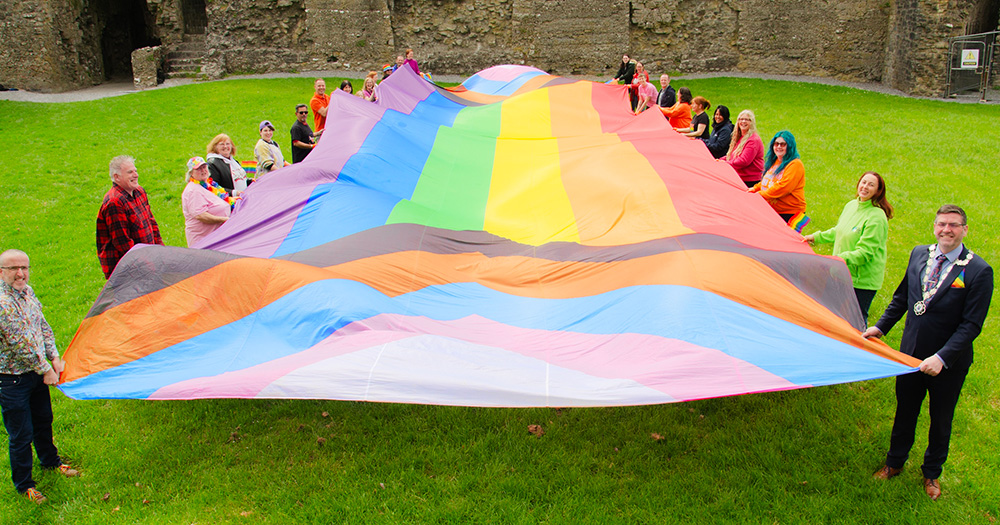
[297,111,308,115]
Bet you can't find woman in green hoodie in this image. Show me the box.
[804,171,893,322]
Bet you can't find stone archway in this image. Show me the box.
[965,0,1000,34]
[96,0,161,81]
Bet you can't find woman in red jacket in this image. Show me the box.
[723,109,764,187]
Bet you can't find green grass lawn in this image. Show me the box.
[1,76,999,523]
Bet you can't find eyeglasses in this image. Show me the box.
[934,221,966,228]
[773,142,787,147]
[1,266,29,271]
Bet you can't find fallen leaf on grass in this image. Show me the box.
[135,482,141,487]
[379,482,385,489]
[322,411,329,417]
[240,510,254,517]
[142,499,151,505]
[317,437,327,445]
[651,433,665,441]
[112,506,120,512]
[527,424,544,436]
[101,492,111,501]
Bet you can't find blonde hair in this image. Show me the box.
[727,109,757,160]
[207,134,236,157]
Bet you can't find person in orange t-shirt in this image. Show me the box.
[310,78,330,132]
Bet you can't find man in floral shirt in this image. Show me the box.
[0,249,78,504]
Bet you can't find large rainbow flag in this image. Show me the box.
[60,65,918,406]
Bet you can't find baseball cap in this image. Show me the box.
[259,120,274,131]
[187,156,207,172]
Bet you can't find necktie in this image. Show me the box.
[924,254,948,293]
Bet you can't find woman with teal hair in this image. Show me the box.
[748,130,805,222]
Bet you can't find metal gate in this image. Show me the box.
[945,31,998,101]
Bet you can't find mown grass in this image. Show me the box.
[0,76,998,523]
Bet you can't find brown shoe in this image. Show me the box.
[873,464,902,480]
[923,478,941,500]
[56,464,79,477]
[24,487,47,504]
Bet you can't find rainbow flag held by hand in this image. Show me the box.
[240,160,257,179]
[788,212,811,234]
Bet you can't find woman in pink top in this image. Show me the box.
[724,109,765,188]
[404,48,420,74]
[182,156,233,247]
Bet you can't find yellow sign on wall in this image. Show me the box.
[961,49,980,69]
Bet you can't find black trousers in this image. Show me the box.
[854,288,877,325]
[885,366,968,479]
[0,372,61,492]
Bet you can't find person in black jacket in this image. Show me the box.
[206,133,249,196]
[703,105,733,159]
[657,74,676,108]
[613,54,636,85]
[865,204,993,501]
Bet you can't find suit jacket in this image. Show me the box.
[875,244,993,370]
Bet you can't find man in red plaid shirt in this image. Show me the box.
[96,155,163,279]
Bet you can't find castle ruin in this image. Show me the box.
[1,0,998,96]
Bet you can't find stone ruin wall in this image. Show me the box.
[0,0,992,96]
[628,0,891,82]
[0,0,103,92]
[885,0,984,94]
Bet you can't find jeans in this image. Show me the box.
[0,372,61,493]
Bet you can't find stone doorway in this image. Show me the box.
[97,0,161,81]
[965,0,1000,34]
[182,0,208,35]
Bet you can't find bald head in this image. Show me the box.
[0,249,30,291]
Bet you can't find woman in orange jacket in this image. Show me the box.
[659,87,692,129]
[748,130,805,222]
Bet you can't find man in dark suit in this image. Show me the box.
[863,204,993,501]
